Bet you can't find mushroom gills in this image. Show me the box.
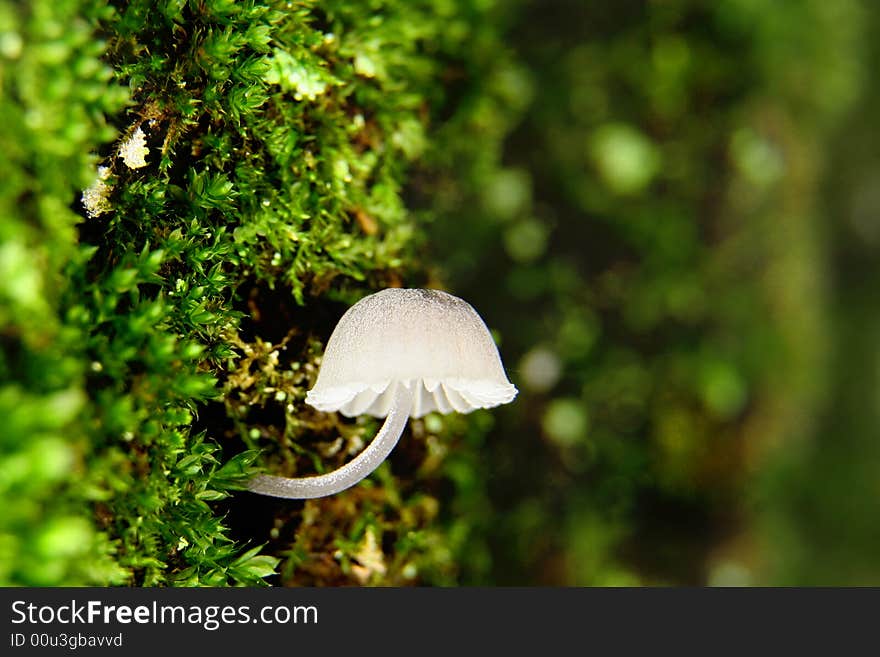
[336,379,505,418]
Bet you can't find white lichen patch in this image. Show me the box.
[350,528,386,584]
[353,52,378,78]
[352,40,386,81]
[332,158,352,183]
[0,31,23,59]
[118,126,149,169]
[264,49,334,101]
[81,165,113,218]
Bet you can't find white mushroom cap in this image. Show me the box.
[305,288,518,418]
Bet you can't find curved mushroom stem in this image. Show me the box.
[246,383,413,499]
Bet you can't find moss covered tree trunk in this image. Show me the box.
[0,0,520,586]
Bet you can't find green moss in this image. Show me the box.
[1,0,521,585]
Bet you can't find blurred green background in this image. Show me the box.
[427,0,880,585]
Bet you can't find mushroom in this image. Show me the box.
[247,288,518,499]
